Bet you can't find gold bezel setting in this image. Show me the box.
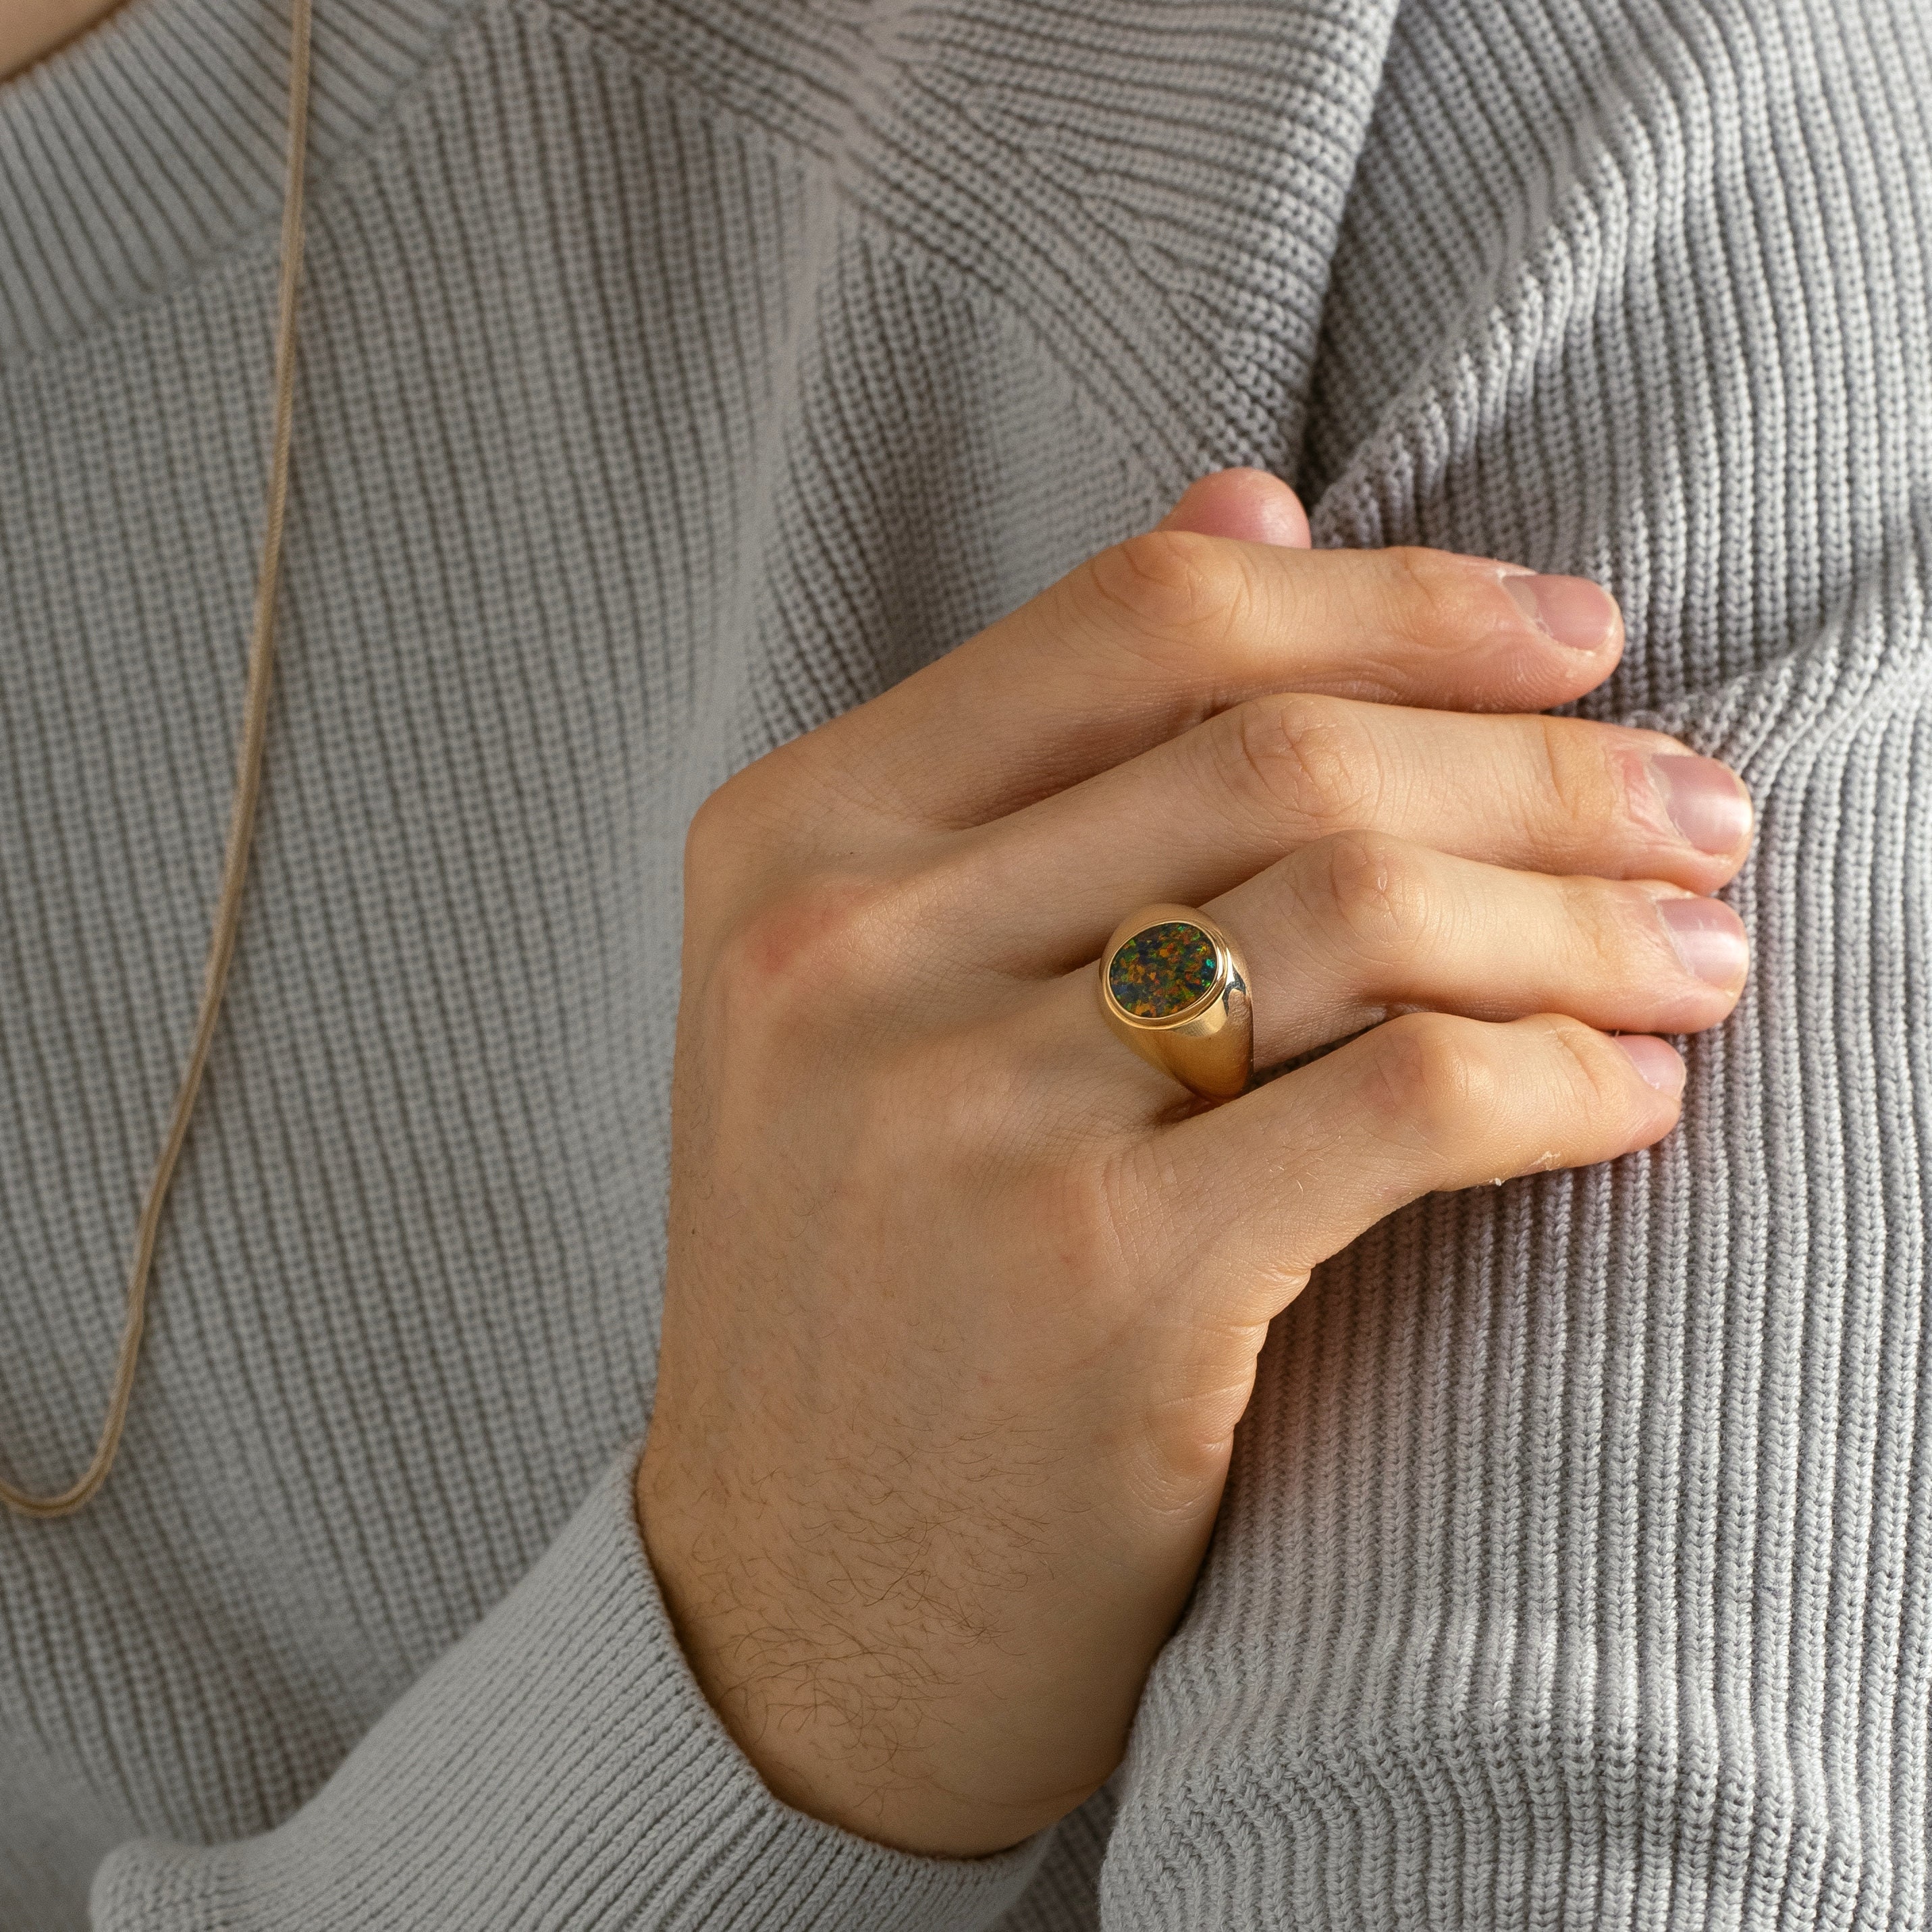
[1096,904,1253,1102]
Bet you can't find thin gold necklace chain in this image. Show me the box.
[1,0,314,1520]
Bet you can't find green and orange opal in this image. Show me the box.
[1108,921,1220,1019]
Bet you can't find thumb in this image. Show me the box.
[1158,467,1311,548]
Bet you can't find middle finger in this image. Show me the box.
[955,693,1752,973]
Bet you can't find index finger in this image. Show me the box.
[794,533,1627,835]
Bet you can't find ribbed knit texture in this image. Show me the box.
[0,0,1925,1927]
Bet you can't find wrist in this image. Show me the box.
[633,1438,1087,1858]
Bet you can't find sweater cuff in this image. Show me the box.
[92,1448,1050,1930]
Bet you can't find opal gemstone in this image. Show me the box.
[1108,921,1219,1018]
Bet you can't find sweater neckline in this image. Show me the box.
[0,0,466,358]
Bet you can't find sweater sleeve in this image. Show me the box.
[1096,0,1932,1926]
[90,1449,1049,1931]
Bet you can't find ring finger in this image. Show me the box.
[1218,832,1748,1067]
[1016,832,1747,1113]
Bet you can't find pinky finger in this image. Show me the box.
[1152,1011,1683,1325]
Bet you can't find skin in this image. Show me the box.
[0,0,126,83]
[637,469,1754,1858]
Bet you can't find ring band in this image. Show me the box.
[1096,903,1253,1102]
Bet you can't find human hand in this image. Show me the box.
[635,470,1752,1858]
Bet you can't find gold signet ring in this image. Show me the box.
[1096,904,1253,1102]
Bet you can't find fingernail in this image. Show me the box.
[1502,572,1619,651]
[1652,753,1752,855]
[1615,1034,1686,1095]
[1656,896,1749,987]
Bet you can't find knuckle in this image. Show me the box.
[682,774,778,932]
[1038,1150,1136,1292]
[684,755,816,907]
[1374,545,1492,651]
[845,1034,972,1183]
[1307,831,1430,959]
[706,870,903,1032]
[1365,1011,1498,1147]
[915,1023,1036,1160]
[1079,531,1254,656]
[1557,874,1636,980]
[1218,693,1380,833]
[1535,1013,1628,1115]
[1528,716,1621,842]
[682,774,747,881]
[837,1021,1067,1224]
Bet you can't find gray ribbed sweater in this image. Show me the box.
[1,0,1928,1925]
